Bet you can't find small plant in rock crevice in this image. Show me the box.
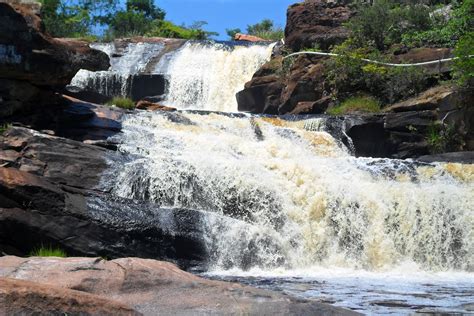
[29,245,67,258]
[426,122,464,154]
[106,97,135,110]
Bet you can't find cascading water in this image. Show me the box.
[155,41,275,112]
[109,111,473,274]
[87,39,473,314]
[70,42,164,97]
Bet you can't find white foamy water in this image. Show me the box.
[156,41,275,112]
[107,110,473,314]
[70,42,164,97]
[111,111,473,271]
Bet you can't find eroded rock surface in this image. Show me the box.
[0,2,109,118]
[0,256,358,315]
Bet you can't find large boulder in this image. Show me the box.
[0,126,209,268]
[0,278,139,316]
[0,256,358,315]
[0,2,109,118]
[285,0,352,51]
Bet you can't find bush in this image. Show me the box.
[327,96,381,115]
[30,246,67,257]
[107,97,135,109]
[348,0,432,50]
[453,31,474,87]
[246,19,284,41]
[0,123,11,134]
[426,122,464,153]
[325,40,430,104]
[401,0,473,48]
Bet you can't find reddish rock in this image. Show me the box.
[0,256,358,315]
[392,48,453,74]
[0,277,140,316]
[285,0,352,51]
[234,33,267,42]
[136,100,176,112]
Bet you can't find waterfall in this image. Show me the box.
[156,41,275,112]
[70,42,165,98]
[70,40,274,111]
[107,110,473,273]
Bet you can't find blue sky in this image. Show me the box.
[158,0,296,40]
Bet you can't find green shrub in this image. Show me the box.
[426,122,464,154]
[0,123,11,134]
[106,97,135,109]
[453,31,474,87]
[348,0,432,50]
[325,41,430,104]
[402,0,473,48]
[30,246,67,258]
[327,96,381,115]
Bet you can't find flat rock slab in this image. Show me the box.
[0,256,358,316]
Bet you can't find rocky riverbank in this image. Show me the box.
[0,256,357,315]
[236,0,474,160]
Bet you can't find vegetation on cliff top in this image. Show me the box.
[226,19,284,41]
[39,0,218,40]
[320,0,473,114]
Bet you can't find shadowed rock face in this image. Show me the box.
[0,256,359,316]
[0,2,109,118]
[0,124,210,268]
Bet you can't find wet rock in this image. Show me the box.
[136,100,176,112]
[0,256,359,316]
[417,151,474,164]
[0,127,209,267]
[130,74,166,102]
[285,0,352,51]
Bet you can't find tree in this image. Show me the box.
[126,0,165,20]
[247,19,274,35]
[226,28,241,40]
[246,19,283,41]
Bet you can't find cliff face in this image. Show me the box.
[285,0,352,51]
[0,2,109,118]
[236,0,473,159]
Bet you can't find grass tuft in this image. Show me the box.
[327,96,381,115]
[30,245,67,258]
[106,97,135,110]
[0,123,11,134]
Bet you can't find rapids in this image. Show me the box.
[74,39,473,314]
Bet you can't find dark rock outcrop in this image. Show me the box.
[285,0,352,51]
[0,2,109,118]
[0,125,210,268]
[0,256,358,315]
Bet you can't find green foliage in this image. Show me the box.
[147,20,217,40]
[246,19,284,41]
[325,40,430,104]
[0,123,11,134]
[426,122,463,153]
[327,96,381,115]
[39,0,92,37]
[401,0,473,48]
[106,10,152,38]
[30,245,67,257]
[453,31,474,86]
[348,0,433,50]
[126,0,165,20]
[226,28,242,40]
[106,97,135,109]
